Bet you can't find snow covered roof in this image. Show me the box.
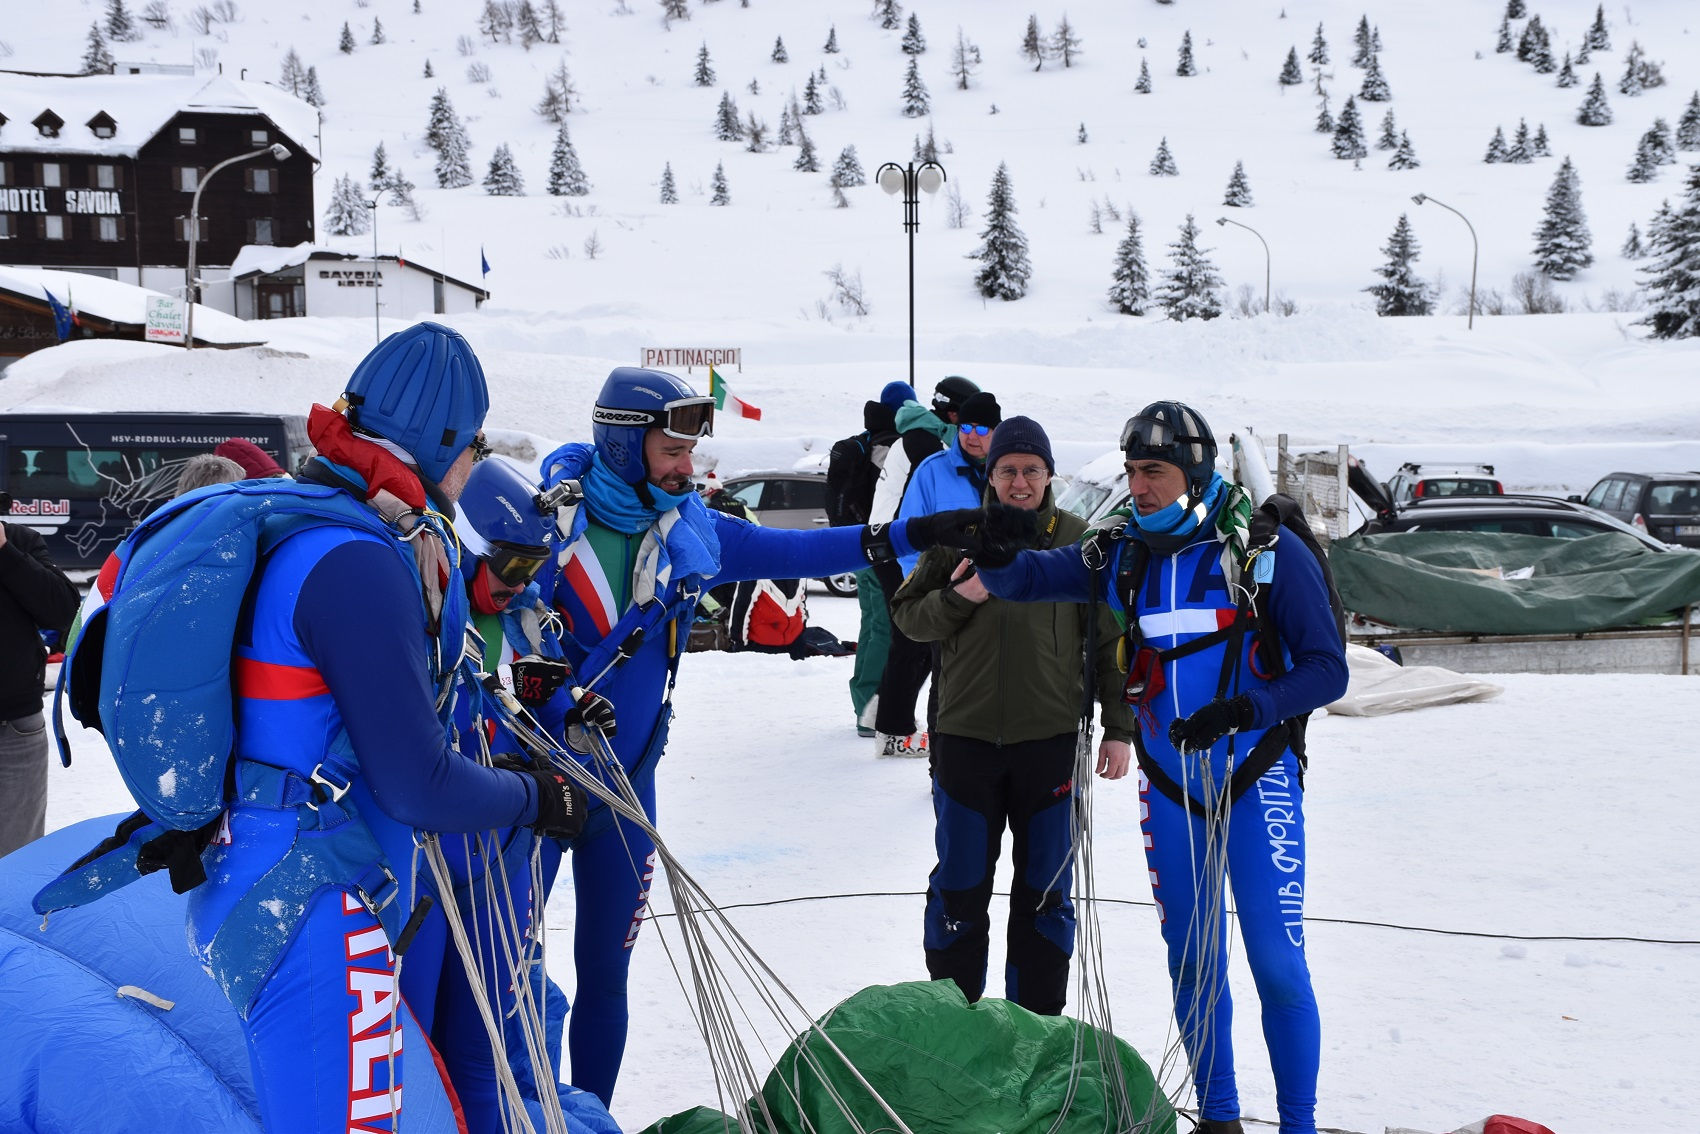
[0,73,318,159]
[0,265,261,345]
[229,243,489,298]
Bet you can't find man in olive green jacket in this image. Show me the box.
[891,415,1133,1016]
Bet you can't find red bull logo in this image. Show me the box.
[7,498,70,517]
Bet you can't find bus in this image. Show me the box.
[0,412,310,571]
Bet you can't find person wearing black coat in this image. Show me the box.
[0,517,80,856]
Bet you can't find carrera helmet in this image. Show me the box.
[454,456,555,592]
[591,367,715,485]
[1120,400,1218,496]
[343,321,490,483]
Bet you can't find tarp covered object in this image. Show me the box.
[1331,530,1700,633]
[640,981,1176,1134]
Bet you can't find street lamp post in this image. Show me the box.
[1412,192,1478,330]
[1215,216,1270,314]
[366,198,381,345]
[875,160,946,387]
[184,142,290,350]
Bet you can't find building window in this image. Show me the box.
[97,216,121,242]
[250,129,268,146]
[248,217,275,244]
[178,126,197,144]
[177,166,202,192]
[94,164,119,189]
[43,216,66,240]
[0,215,12,239]
[91,122,115,139]
[0,162,10,186]
[175,216,208,241]
[247,168,275,193]
[40,163,65,188]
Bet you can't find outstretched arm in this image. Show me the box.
[976,544,1095,604]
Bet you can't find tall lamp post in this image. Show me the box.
[1215,216,1270,314]
[875,160,946,387]
[1412,192,1477,330]
[366,198,382,345]
[184,142,290,351]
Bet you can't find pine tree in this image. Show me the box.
[1586,3,1610,52]
[1576,38,1591,66]
[1618,42,1644,97]
[1149,137,1178,176]
[1532,124,1551,156]
[322,175,371,237]
[902,13,925,55]
[1315,92,1334,134]
[972,162,1032,301]
[878,0,902,32]
[1222,161,1252,207]
[710,161,729,206]
[541,0,565,43]
[1638,167,1700,338]
[1076,122,1089,144]
[1050,14,1080,68]
[514,2,540,48]
[1495,17,1513,54]
[901,57,930,117]
[1376,109,1399,150]
[371,142,392,192]
[828,144,865,190]
[951,28,979,90]
[1332,95,1367,159]
[1508,119,1533,163]
[659,162,679,204]
[1277,47,1303,87]
[1308,22,1328,66]
[339,22,356,53]
[1021,14,1045,71]
[1621,222,1644,259]
[482,143,523,196]
[793,125,819,172]
[1351,14,1373,67]
[1135,57,1152,94]
[425,88,473,188]
[536,59,577,124]
[1528,20,1555,74]
[694,43,716,87]
[1556,53,1577,88]
[714,91,744,141]
[1516,15,1541,63]
[1679,93,1700,151]
[1388,130,1420,170]
[547,124,589,196]
[1533,156,1594,279]
[280,48,306,95]
[105,0,141,43]
[1627,134,1659,183]
[302,67,325,109]
[914,121,939,163]
[1176,30,1196,77]
[1366,214,1432,315]
[371,16,386,45]
[824,25,839,54]
[766,36,787,64]
[423,59,434,78]
[803,72,823,114]
[82,22,114,75]
[479,0,509,43]
[1504,0,1525,17]
[1359,51,1391,100]
[1108,213,1149,316]
[1577,73,1612,125]
[1156,214,1224,321]
[1484,125,1509,163]
[660,0,689,25]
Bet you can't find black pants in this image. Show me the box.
[871,558,937,736]
[924,732,1078,1016]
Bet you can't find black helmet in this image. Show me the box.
[1120,401,1217,494]
[931,375,980,417]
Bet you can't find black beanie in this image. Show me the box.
[957,392,1002,428]
[986,415,1054,474]
[932,375,981,415]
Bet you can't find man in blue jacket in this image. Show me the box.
[537,367,993,1106]
[976,401,1347,1134]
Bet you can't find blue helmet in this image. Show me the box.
[343,321,490,483]
[454,457,555,588]
[591,367,715,485]
[1121,400,1218,495]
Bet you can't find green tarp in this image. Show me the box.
[1331,530,1700,634]
[639,981,1176,1134]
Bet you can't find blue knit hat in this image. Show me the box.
[986,415,1054,474]
[879,380,916,410]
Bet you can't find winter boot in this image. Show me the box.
[1194,1119,1244,1134]
[874,731,909,757]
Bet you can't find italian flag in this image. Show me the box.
[708,366,761,421]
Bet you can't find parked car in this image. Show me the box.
[1356,493,1672,551]
[714,469,858,596]
[1384,462,1504,505]
[1573,471,1700,549]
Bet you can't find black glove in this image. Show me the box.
[510,655,570,708]
[565,686,617,738]
[526,765,588,840]
[903,505,1040,566]
[1168,695,1256,755]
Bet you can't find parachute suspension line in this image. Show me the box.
[485,693,915,1134]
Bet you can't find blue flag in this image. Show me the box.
[43,290,73,341]
[480,247,491,278]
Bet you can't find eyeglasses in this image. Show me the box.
[990,464,1049,483]
[469,432,492,462]
[958,423,993,436]
[484,541,550,588]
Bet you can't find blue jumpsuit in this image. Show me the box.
[979,502,1347,1134]
[538,443,915,1106]
[186,522,541,1133]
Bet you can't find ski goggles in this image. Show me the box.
[484,541,551,588]
[469,432,492,462]
[592,396,716,440]
[1120,414,1207,464]
[958,423,993,436]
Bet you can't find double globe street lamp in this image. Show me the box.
[183,142,291,351]
[875,160,946,386]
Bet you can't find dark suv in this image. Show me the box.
[1356,494,1670,551]
[1574,472,1700,549]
